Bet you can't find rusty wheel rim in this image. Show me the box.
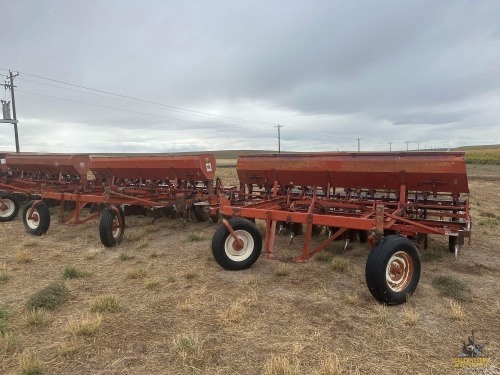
[385,251,414,292]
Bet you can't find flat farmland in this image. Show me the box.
[0,163,499,374]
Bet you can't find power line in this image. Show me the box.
[16,89,273,133]
[16,70,278,127]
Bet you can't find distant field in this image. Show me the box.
[463,149,500,165]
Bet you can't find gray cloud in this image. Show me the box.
[1,0,499,153]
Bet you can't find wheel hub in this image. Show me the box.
[386,251,414,292]
[232,239,244,251]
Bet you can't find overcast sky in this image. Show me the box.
[1,0,500,154]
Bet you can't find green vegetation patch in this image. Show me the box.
[420,247,445,262]
[27,282,69,310]
[0,271,11,284]
[62,265,91,279]
[185,233,204,242]
[432,275,471,302]
[0,306,9,334]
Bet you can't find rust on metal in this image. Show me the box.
[6,154,91,178]
[90,154,216,181]
[219,151,471,262]
[237,152,468,194]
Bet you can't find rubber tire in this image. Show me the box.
[22,200,51,236]
[0,193,20,222]
[365,235,421,305]
[99,206,125,247]
[193,204,210,222]
[211,218,262,270]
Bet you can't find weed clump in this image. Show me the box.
[27,282,69,310]
[26,308,48,327]
[432,276,471,302]
[90,295,122,313]
[67,314,102,336]
[19,350,44,375]
[263,354,300,375]
[62,265,91,279]
[331,257,349,273]
[185,233,204,242]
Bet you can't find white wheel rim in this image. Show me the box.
[224,230,254,262]
[112,216,122,239]
[26,208,40,229]
[0,199,15,218]
[385,251,414,292]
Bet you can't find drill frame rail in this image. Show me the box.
[211,152,471,305]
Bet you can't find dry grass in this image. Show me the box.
[126,268,147,279]
[263,354,301,375]
[26,308,48,327]
[314,355,358,375]
[90,295,122,313]
[274,262,291,276]
[125,228,148,242]
[342,291,363,306]
[219,299,247,323]
[119,252,135,261]
[0,331,17,353]
[16,249,33,263]
[0,166,499,374]
[144,277,161,290]
[67,313,102,336]
[331,257,349,273]
[375,304,389,325]
[0,261,10,284]
[83,246,104,260]
[450,300,466,321]
[19,350,44,375]
[185,232,204,242]
[402,306,419,326]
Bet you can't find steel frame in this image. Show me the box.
[219,152,471,261]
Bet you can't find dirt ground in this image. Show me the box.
[0,164,499,375]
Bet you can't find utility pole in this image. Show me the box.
[10,71,20,154]
[389,142,392,152]
[274,124,283,154]
[405,141,409,151]
[1,71,20,153]
[357,138,361,152]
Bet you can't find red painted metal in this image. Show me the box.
[6,154,90,179]
[237,152,469,195]
[26,154,219,239]
[0,153,8,172]
[220,152,471,262]
[90,154,216,181]
[0,154,92,197]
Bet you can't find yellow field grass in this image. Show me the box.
[0,167,499,374]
